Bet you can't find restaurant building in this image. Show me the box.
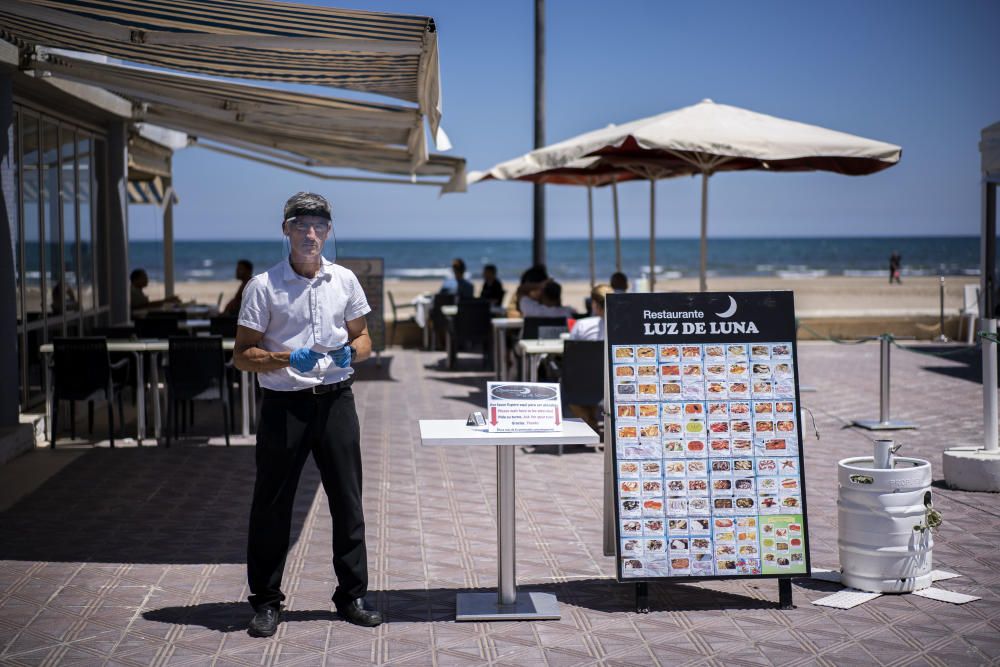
[0,0,462,461]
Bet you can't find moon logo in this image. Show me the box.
[716,296,737,318]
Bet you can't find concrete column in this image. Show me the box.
[0,73,19,426]
[106,121,129,323]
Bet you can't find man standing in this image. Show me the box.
[235,192,381,637]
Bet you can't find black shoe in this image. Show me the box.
[247,606,281,637]
[336,598,383,627]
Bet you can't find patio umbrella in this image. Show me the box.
[479,99,902,291]
[469,156,647,288]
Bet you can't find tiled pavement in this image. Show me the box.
[0,342,998,666]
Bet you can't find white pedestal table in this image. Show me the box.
[418,418,599,621]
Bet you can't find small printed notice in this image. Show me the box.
[486,382,563,433]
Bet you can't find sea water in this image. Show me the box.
[127,236,978,283]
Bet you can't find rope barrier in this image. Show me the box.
[796,321,878,345]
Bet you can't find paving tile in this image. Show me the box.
[0,346,997,665]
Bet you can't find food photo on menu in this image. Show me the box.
[611,339,807,579]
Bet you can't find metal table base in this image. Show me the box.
[456,445,561,621]
[456,591,560,621]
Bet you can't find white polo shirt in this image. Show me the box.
[237,257,371,391]
[569,316,604,341]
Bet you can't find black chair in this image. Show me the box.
[50,337,129,448]
[209,316,238,338]
[522,316,568,340]
[386,291,417,348]
[559,340,606,452]
[164,336,230,447]
[447,299,493,369]
[429,292,456,350]
[135,316,180,339]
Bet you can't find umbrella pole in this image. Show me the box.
[700,172,709,292]
[649,179,656,293]
[587,184,595,288]
[612,179,622,272]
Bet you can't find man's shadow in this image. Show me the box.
[143,579,779,631]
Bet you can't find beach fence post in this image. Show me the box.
[935,276,950,343]
[852,334,918,430]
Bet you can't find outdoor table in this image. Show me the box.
[40,338,252,443]
[412,294,433,349]
[516,338,566,382]
[492,318,523,380]
[418,418,599,620]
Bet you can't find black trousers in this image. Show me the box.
[247,386,367,611]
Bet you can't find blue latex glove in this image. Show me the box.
[330,345,354,368]
[289,347,325,373]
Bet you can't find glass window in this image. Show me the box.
[59,127,79,333]
[21,113,44,403]
[41,119,60,331]
[78,135,95,313]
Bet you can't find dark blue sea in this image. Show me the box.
[128,237,979,283]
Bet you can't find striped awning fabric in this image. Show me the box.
[41,53,435,170]
[0,0,445,141]
[126,176,177,206]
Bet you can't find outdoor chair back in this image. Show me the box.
[165,336,230,446]
[386,290,417,347]
[522,316,568,340]
[430,292,456,350]
[50,337,128,447]
[135,316,179,339]
[209,316,238,338]
[449,299,493,369]
[560,340,605,407]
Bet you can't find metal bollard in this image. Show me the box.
[852,334,918,430]
[935,276,949,343]
[983,318,998,452]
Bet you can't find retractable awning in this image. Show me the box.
[0,0,446,144]
[34,52,440,173]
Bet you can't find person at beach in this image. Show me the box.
[519,279,575,318]
[50,281,77,315]
[570,284,613,342]
[510,264,549,314]
[610,271,629,293]
[889,252,902,284]
[479,263,505,306]
[222,259,254,316]
[234,192,381,637]
[129,268,180,313]
[438,258,474,299]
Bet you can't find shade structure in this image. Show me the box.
[0,0,447,144]
[469,157,645,287]
[478,99,902,291]
[26,52,465,188]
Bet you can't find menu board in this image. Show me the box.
[606,291,810,581]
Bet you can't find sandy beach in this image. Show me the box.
[161,275,979,320]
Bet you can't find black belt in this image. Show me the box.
[262,377,353,397]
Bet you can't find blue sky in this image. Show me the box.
[129,0,1000,241]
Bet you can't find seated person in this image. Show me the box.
[223,259,254,316]
[50,281,78,315]
[508,264,548,313]
[570,284,612,341]
[130,268,180,313]
[479,264,505,306]
[566,283,614,432]
[439,258,474,299]
[610,271,629,293]
[519,279,575,318]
